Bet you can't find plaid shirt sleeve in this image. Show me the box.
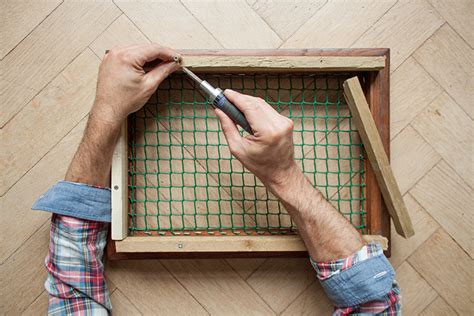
[312,243,401,315]
[33,181,112,315]
[44,214,112,315]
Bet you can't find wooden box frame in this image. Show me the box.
[107,49,391,260]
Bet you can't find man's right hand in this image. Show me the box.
[215,89,299,190]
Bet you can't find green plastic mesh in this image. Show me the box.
[128,73,366,236]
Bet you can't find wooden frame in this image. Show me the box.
[108,49,391,260]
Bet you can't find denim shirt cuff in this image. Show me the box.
[32,181,111,222]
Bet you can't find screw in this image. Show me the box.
[177,243,183,249]
[114,185,119,190]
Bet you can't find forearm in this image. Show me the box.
[65,107,121,187]
[267,163,363,262]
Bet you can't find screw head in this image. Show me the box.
[114,185,119,190]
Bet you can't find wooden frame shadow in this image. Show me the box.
[107,49,391,260]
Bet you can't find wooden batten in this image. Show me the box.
[115,234,388,253]
[343,76,415,238]
[181,55,386,72]
[111,121,128,240]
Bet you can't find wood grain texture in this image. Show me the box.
[89,14,150,58]
[0,1,120,128]
[395,262,438,315]
[182,0,282,48]
[111,123,128,240]
[247,258,315,313]
[114,0,221,49]
[281,0,395,48]
[412,92,473,189]
[225,258,265,279]
[250,0,327,40]
[109,289,142,316]
[409,229,473,314]
[21,291,48,316]
[353,0,444,69]
[411,161,473,257]
[181,55,386,72]
[106,260,207,315]
[391,126,441,194]
[344,77,414,238]
[0,49,100,196]
[420,296,457,316]
[0,119,86,263]
[281,281,333,315]
[428,0,474,47]
[161,259,275,315]
[389,193,439,268]
[390,57,442,138]
[414,24,474,118]
[0,0,61,59]
[0,222,49,314]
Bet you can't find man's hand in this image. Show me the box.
[93,44,180,124]
[66,44,179,187]
[215,90,298,189]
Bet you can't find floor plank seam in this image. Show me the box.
[20,289,47,315]
[243,0,284,43]
[178,0,225,49]
[279,278,317,315]
[0,0,64,62]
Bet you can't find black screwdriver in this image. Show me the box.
[181,67,253,135]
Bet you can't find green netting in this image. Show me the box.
[128,73,366,236]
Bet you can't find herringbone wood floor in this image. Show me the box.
[1,0,472,315]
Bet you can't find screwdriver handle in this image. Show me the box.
[213,93,253,135]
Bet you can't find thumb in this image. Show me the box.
[145,61,179,88]
[215,108,243,154]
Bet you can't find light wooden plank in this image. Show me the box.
[181,55,386,72]
[391,126,441,194]
[420,296,457,316]
[389,193,439,268]
[281,0,395,48]
[161,259,275,315]
[225,258,265,279]
[281,281,333,315]
[428,0,474,47]
[343,77,414,238]
[106,260,207,315]
[111,123,128,240]
[0,0,62,59]
[395,262,438,315]
[89,14,150,58]
[414,24,474,118]
[0,49,100,196]
[0,222,49,314]
[409,229,473,314]
[250,0,327,40]
[181,0,282,48]
[21,291,48,316]
[412,92,473,189]
[246,258,315,313]
[114,0,221,49]
[353,0,444,69]
[390,57,442,138]
[110,289,142,316]
[0,119,87,263]
[115,235,387,253]
[411,161,473,257]
[0,1,120,127]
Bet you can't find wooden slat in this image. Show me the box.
[281,281,333,315]
[420,296,457,316]
[181,55,386,72]
[111,122,129,240]
[343,76,414,238]
[115,235,388,253]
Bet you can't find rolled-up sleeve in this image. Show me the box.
[32,181,112,315]
[311,243,401,315]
